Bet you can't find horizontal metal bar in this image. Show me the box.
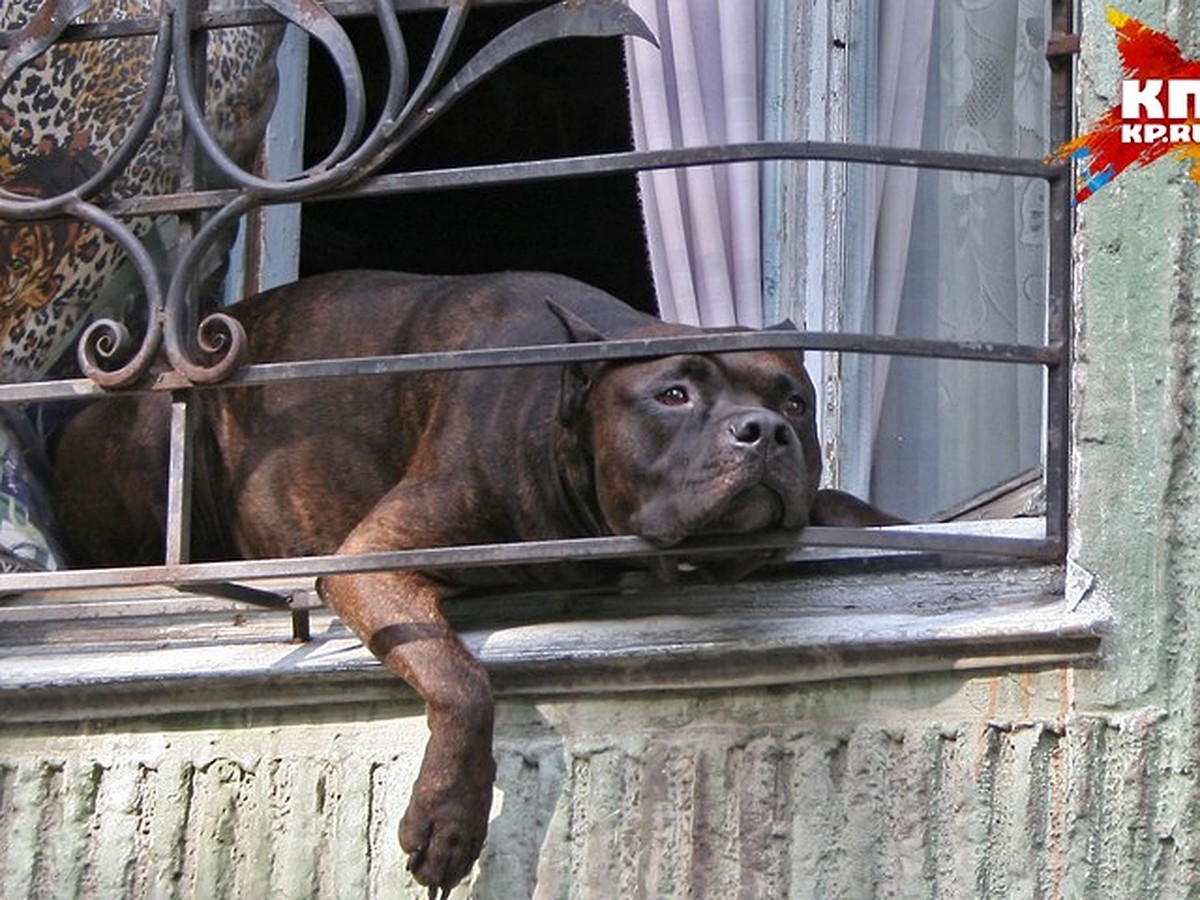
[801,528,1056,559]
[102,141,1064,219]
[0,527,1057,597]
[197,332,1061,392]
[0,592,323,624]
[368,140,1067,187]
[0,330,1062,405]
[0,376,106,405]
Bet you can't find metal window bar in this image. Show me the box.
[0,0,1074,637]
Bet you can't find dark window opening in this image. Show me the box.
[299,5,657,314]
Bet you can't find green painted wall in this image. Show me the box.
[0,674,1143,899]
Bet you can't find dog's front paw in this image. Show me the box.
[399,748,496,895]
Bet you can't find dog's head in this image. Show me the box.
[554,307,825,556]
[584,343,821,547]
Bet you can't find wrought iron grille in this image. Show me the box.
[0,0,1076,640]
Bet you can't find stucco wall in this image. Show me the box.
[5,2,1200,898]
[3,673,1166,900]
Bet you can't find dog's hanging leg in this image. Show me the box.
[317,486,497,895]
[320,565,495,893]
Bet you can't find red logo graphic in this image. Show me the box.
[1048,8,1200,204]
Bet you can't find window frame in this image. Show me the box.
[0,0,1088,692]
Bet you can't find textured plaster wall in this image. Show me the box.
[6,2,1200,898]
[0,674,1141,900]
[1069,3,1200,701]
[1066,0,1200,890]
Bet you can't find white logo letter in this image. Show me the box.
[1122,79,1165,119]
[1121,123,1143,142]
[1168,80,1200,119]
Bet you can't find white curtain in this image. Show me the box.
[624,0,761,327]
[841,0,937,499]
[868,0,1049,519]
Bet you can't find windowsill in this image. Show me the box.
[0,521,1107,724]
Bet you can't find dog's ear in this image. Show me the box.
[547,300,607,426]
[809,489,906,526]
[764,317,807,362]
[547,300,605,344]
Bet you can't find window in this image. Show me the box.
[627,0,1063,525]
[0,0,1098,702]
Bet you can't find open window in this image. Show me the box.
[0,0,1100,712]
[626,0,1062,526]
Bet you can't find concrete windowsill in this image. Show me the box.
[0,522,1107,723]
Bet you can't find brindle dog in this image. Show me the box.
[54,270,899,894]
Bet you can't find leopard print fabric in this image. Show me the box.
[0,0,281,382]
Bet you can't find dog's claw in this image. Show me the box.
[409,847,453,898]
[406,849,425,873]
[408,851,451,900]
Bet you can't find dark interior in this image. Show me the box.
[299,4,657,314]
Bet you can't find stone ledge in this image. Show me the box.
[0,557,1106,723]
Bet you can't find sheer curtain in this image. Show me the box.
[867,0,1049,519]
[840,0,936,500]
[624,0,761,327]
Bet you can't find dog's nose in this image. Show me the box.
[728,410,793,449]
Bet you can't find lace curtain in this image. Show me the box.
[866,0,1049,518]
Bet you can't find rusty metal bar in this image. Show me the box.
[164,393,197,566]
[363,140,1062,188]
[177,578,313,645]
[160,0,208,570]
[177,581,297,609]
[99,141,1064,219]
[1043,0,1075,551]
[202,331,1062,389]
[0,329,1062,406]
[0,527,1058,602]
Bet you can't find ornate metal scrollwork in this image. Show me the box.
[0,0,654,388]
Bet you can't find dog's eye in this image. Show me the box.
[783,394,808,416]
[656,386,690,406]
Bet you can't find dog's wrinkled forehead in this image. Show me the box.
[717,347,813,391]
[556,307,817,421]
[632,320,812,391]
[601,341,810,387]
[650,346,814,398]
[585,349,815,419]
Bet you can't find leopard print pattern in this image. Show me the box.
[0,0,281,382]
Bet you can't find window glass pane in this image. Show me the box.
[838,0,1051,520]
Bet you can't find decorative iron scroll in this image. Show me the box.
[0,0,655,388]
